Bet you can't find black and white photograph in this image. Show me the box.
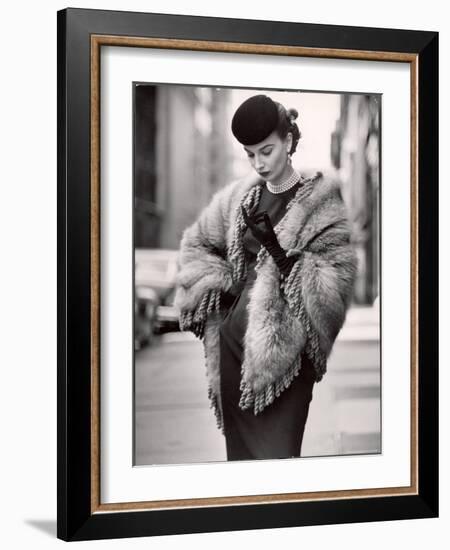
[133,85,381,466]
[0,0,444,545]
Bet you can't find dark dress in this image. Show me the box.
[219,180,316,462]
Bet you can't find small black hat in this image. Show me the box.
[231,94,279,145]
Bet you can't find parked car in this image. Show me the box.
[154,286,180,334]
[134,285,158,350]
[135,248,180,335]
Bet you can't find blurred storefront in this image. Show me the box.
[134,85,233,250]
[331,94,380,305]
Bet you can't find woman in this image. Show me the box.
[174,94,357,461]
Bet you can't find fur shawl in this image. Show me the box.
[174,171,357,431]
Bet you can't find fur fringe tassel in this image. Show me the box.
[228,182,263,283]
[281,256,328,381]
[180,289,226,433]
[208,386,225,434]
[239,358,303,415]
[179,288,222,340]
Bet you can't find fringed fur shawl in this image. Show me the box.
[174,171,357,432]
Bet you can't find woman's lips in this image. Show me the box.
[259,171,270,177]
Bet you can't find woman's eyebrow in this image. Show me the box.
[244,144,274,153]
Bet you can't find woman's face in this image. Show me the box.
[243,130,293,183]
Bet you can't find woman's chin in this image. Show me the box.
[252,171,266,180]
[257,172,271,180]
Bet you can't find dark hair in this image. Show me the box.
[274,102,302,155]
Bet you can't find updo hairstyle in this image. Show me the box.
[273,102,302,156]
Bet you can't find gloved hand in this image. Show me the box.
[221,279,246,309]
[241,206,295,276]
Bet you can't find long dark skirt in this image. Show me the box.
[219,281,316,462]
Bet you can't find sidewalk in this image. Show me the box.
[302,304,381,457]
[337,303,380,342]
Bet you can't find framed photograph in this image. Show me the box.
[57,7,438,541]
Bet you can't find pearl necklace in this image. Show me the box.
[266,169,301,194]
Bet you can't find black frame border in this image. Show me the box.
[57,7,438,541]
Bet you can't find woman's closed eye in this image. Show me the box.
[246,149,273,158]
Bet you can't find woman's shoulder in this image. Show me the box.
[300,168,344,205]
[224,171,264,196]
[209,171,264,210]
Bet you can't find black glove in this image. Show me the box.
[241,206,295,276]
[221,279,245,308]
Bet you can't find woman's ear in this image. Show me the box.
[286,132,293,153]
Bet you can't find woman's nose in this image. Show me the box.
[254,156,264,170]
